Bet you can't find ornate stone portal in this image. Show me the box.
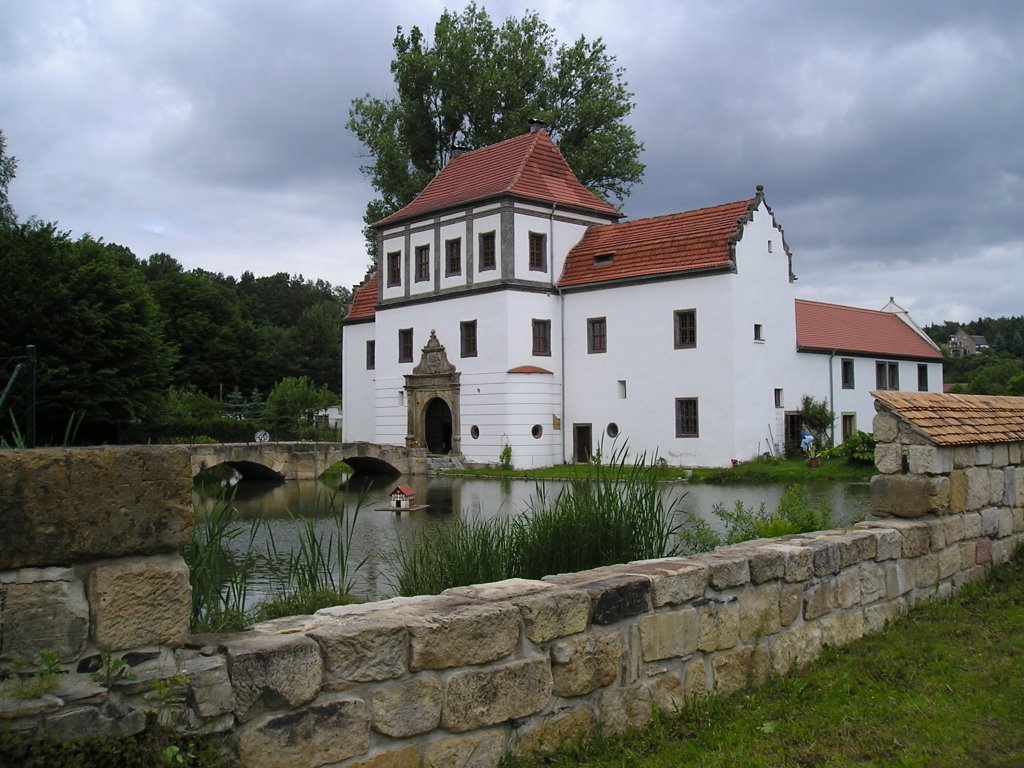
[405,330,462,456]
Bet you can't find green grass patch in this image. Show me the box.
[509,547,1024,768]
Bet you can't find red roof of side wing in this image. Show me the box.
[795,299,942,359]
[344,273,378,322]
[558,198,756,288]
[373,131,622,228]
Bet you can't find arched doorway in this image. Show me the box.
[424,397,453,454]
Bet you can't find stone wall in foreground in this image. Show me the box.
[1,434,1023,768]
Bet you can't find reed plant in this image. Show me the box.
[390,445,683,596]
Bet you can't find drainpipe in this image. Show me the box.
[828,350,836,446]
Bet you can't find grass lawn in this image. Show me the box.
[511,548,1024,768]
[445,457,873,485]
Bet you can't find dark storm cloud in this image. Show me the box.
[2,0,1022,320]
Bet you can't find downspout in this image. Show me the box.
[828,350,836,446]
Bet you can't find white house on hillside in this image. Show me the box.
[341,128,943,468]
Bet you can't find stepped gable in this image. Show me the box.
[557,196,757,288]
[796,299,942,359]
[873,391,1024,445]
[373,130,622,228]
[344,272,378,322]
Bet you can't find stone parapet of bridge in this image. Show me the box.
[189,441,428,480]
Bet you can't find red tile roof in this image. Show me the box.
[558,198,757,288]
[374,131,622,228]
[344,272,378,322]
[507,365,553,374]
[795,299,942,359]
[873,391,1024,445]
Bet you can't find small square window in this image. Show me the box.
[674,309,696,349]
[479,232,496,271]
[532,319,551,356]
[386,251,401,287]
[528,232,546,272]
[398,328,414,363]
[675,398,699,438]
[446,238,462,276]
[365,340,375,370]
[587,317,607,354]
[461,320,477,358]
[415,245,430,282]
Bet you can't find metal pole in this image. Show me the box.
[26,345,36,448]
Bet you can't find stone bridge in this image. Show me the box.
[189,441,427,480]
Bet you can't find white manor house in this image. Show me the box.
[341,128,942,468]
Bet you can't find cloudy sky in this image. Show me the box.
[3,1,1022,326]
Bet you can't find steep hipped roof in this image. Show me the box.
[373,130,622,228]
[344,272,378,322]
[873,391,1024,445]
[795,299,942,360]
[558,197,758,289]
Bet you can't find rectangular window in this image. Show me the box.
[675,398,699,438]
[674,309,696,348]
[532,319,551,356]
[386,251,401,287]
[842,413,857,442]
[445,238,461,276]
[754,323,764,341]
[774,388,783,408]
[398,328,413,363]
[587,317,607,354]
[528,232,546,272]
[841,358,855,389]
[479,231,496,271]
[618,380,627,399]
[365,340,375,370]
[460,320,477,358]
[415,245,430,282]
[876,361,900,390]
[918,364,929,392]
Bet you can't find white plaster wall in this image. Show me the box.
[512,206,594,284]
[472,212,502,285]
[439,220,469,290]
[408,227,435,298]
[340,322,376,442]
[380,234,405,301]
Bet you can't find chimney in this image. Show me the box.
[528,118,549,134]
[450,144,470,159]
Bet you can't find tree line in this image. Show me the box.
[925,317,1024,395]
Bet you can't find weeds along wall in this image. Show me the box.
[2,398,1024,768]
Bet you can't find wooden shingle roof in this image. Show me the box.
[558,198,757,288]
[373,130,622,228]
[796,299,942,360]
[873,391,1024,445]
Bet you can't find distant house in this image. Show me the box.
[948,327,988,357]
[341,128,943,467]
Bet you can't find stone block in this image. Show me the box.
[761,543,814,582]
[835,568,861,608]
[1010,442,1022,465]
[408,603,520,671]
[803,579,836,620]
[826,531,878,568]
[543,573,651,625]
[820,611,865,648]
[965,468,992,511]
[990,470,1007,506]
[998,508,1015,537]
[443,659,552,732]
[953,445,976,468]
[955,565,988,587]
[1015,508,1024,533]
[943,516,966,545]
[962,512,982,538]
[949,470,967,514]
[907,445,938,475]
[873,412,899,442]
[929,519,947,550]
[704,553,751,590]
[853,524,904,560]
[510,708,596,758]
[345,745,420,768]
[712,646,755,696]
[742,546,786,584]
[980,507,1000,536]
[859,563,886,604]
[622,558,709,607]
[236,695,369,768]
[938,546,962,580]
[181,654,234,719]
[976,444,994,464]
[738,583,781,642]
[371,676,441,738]
[308,614,409,686]
[870,475,950,518]
[770,623,822,676]
[87,554,191,650]
[424,729,507,768]
[976,536,993,565]
[958,540,977,569]
[599,684,653,736]
[639,608,697,661]
[0,446,194,571]
[863,601,902,634]
[779,584,802,626]
[805,538,841,577]
[914,554,940,588]
[885,562,913,598]
[0,567,88,660]
[887,520,932,557]
[875,443,901,474]
[697,599,739,651]
[514,589,592,644]
[443,577,551,602]
[223,633,323,723]
[682,656,708,699]
[1006,468,1024,507]
[551,631,621,697]
[992,537,1016,564]
[992,443,1009,468]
